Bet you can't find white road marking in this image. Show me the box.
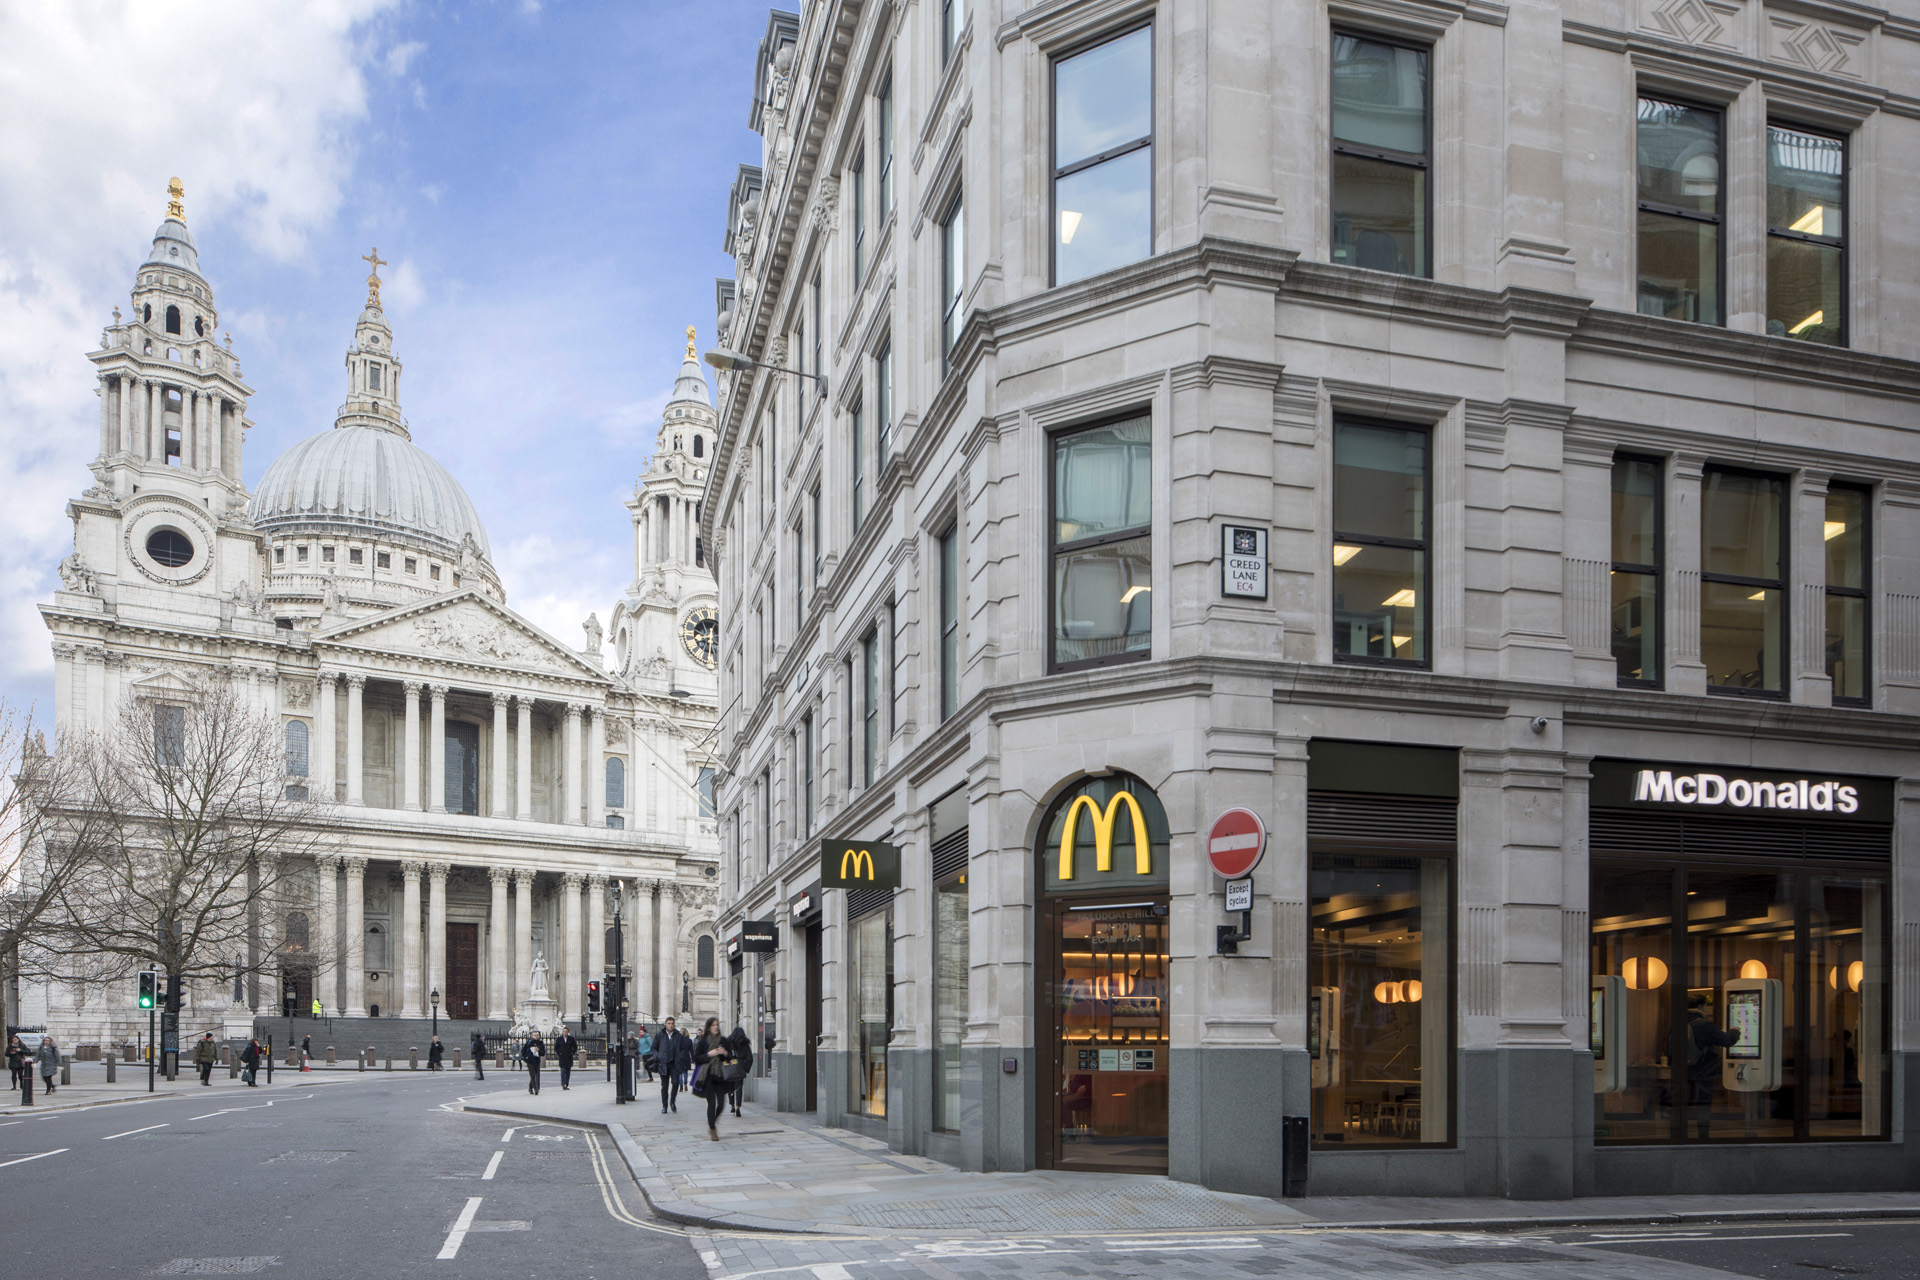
[1586,1232,1854,1245]
[436,1197,483,1260]
[0,1149,68,1168]
[501,1126,517,1142]
[0,1121,21,1127]
[102,1124,169,1141]
[810,1266,854,1280]
[481,1151,503,1180]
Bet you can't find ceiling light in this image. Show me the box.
[1392,634,1410,648]
[1333,544,1363,566]
[1788,206,1826,235]
[1381,588,1416,608]
[1623,955,1668,990]
[1748,591,1767,601]
[1824,520,1848,542]
[1739,959,1768,979]
[1060,210,1083,244]
[1788,310,1826,335]
[1119,585,1149,604]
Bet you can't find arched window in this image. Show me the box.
[165,304,181,335]
[693,434,704,458]
[605,757,626,808]
[285,911,310,950]
[142,303,152,323]
[697,935,715,978]
[285,720,310,776]
[193,315,204,336]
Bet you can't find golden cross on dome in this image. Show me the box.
[686,325,697,360]
[362,247,388,305]
[167,177,185,221]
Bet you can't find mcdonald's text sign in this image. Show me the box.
[819,838,903,890]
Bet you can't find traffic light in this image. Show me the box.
[137,971,158,1010]
[586,980,601,1013]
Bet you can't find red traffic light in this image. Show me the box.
[586,980,601,1013]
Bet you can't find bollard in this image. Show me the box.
[219,1045,232,1066]
[409,1046,419,1070]
[326,1045,336,1065]
[357,1050,365,1073]
[495,1049,505,1069]
[20,1068,31,1106]
[366,1047,376,1068]
[452,1049,461,1070]
[106,1051,117,1084]
[61,1056,71,1086]
[230,1056,239,1079]
[288,1047,299,1068]
[385,1054,392,1071]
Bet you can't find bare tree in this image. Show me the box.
[34,672,339,1059]
[0,701,103,1023]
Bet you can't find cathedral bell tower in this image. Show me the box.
[334,248,409,438]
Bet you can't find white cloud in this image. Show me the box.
[495,531,628,661]
[0,1,400,702]
[384,39,426,76]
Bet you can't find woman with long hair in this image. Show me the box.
[692,1016,733,1140]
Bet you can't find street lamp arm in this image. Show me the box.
[703,346,827,396]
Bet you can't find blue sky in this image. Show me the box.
[0,0,768,723]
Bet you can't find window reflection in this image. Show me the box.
[1766,125,1845,345]
[850,908,892,1117]
[1331,34,1429,277]
[1053,417,1152,668]
[1824,486,1868,703]
[1637,98,1723,325]
[1333,420,1428,663]
[1611,455,1662,685]
[1701,468,1785,694]
[1053,26,1153,285]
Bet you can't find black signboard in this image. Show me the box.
[819,837,902,890]
[740,919,778,952]
[1590,759,1892,824]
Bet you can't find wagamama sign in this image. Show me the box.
[1634,769,1860,814]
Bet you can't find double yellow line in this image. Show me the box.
[582,1128,689,1237]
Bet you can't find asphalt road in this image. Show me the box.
[1533,1220,1920,1279]
[0,1073,706,1279]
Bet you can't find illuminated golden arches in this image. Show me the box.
[839,848,877,881]
[1057,790,1151,880]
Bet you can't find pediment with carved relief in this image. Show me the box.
[314,590,611,687]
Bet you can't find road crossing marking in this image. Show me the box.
[436,1197,482,1260]
[0,1149,68,1168]
[481,1151,503,1180]
[102,1124,169,1140]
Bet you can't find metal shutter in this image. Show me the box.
[1307,791,1457,852]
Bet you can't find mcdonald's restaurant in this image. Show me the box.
[717,704,1920,1202]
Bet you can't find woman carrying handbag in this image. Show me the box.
[691,1017,734,1141]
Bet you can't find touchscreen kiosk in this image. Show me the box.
[1592,975,1626,1094]
[1720,977,1783,1092]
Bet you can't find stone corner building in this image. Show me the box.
[24,196,725,1048]
[702,0,1920,1200]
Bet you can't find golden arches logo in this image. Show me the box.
[1057,791,1151,880]
[839,848,878,881]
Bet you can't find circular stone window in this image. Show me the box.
[146,528,194,568]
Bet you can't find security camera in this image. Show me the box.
[1529,716,1549,734]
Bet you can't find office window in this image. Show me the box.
[1701,467,1786,695]
[940,193,965,365]
[942,0,963,62]
[875,343,892,467]
[845,659,856,783]
[852,397,866,533]
[760,769,773,871]
[794,522,806,629]
[939,526,961,721]
[1332,419,1428,664]
[1637,97,1723,325]
[1052,415,1151,669]
[1052,25,1153,286]
[811,485,822,580]
[802,713,815,835]
[1825,485,1869,704]
[886,603,898,736]
[878,76,895,216]
[1767,125,1845,345]
[284,720,309,777]
[1611,455,1663,686]
[862,628,880,787]
[811,270,823,403]
[1331,33,1429,277]
[851,151,867,286]
[698,766,717,819]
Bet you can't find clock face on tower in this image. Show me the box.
[680,607,718,668]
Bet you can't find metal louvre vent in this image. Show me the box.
[931,829,968,883]
[1591,808,1891,864]
[1308,791,1457,851]
[847,885,893,921]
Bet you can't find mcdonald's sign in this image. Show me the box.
[819,837,902,890]
[1043,775,1169,893]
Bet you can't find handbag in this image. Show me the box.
[689,1063,707,1096]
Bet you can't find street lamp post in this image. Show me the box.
[610,881,627,1103]
[704,346,828,397]
[431,988,440,1039]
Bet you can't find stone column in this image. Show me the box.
[187,390,201,470]
[210,395,223,476]
[428,684,448,813]
[313,672,337,802]
[402,681,423,811]
[427,861,449,1015]
[586,708,606,828]
[97,375,113,457]
[563,703,584,825]
[117,374,132,455]
[657,882,680,1017]
[487,867,510,1020]
[634,881,657,1019]
[345,675,366,806]
[490,692,510,817]
[146,379,161,459]
[562,872,584,1020]
[515,697,534,820]
[314,855,339,1016]
[513,869,535,1011]
[400,860,424,1018]
[344,857,368,1017]
[587,875,607,1008]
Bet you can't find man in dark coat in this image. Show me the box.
[521,1034,545,1095]
[554,1029,578,1090]
[1685,993,1742,1139]
[655,1017,692,1114]
[470,1031,487,1081]
[428,1036,445,1071]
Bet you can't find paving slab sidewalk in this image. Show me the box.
[461,1085,1920,1236]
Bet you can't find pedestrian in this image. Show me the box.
[311,997,323,1019]
[521,1034,545,1095]
[470,1031,487,1082]
[727,1025,753,1117]
[36,1034,59,1096]
[240,1037,262,1086]
[428,1036,444,1071]
[635,1024,654,1083]
[554,1027,577,1091]
[300,1034,312,1064]
[655,1017,691,1114]
[1685,993,1741,1140]
[692,1017,735,1141]
[193,1032,218,1086]
[5,1034,24,1089]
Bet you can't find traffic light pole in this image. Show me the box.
[611,883,628,1104]
[147,990,156,1094]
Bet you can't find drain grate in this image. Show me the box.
[1388,1246,1570,1265]
[265,1150,352,1164]
[153,1260,279,1276]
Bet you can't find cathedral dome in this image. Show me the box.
[249,425,492,560]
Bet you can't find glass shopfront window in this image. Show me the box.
[755,951,777,1079]
[1310,854,1452,1146]
[934,873,968,1131]
[850,907,893,1117]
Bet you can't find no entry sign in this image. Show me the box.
[1207,808,1266,879]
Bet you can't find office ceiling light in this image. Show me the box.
[1119,585,1149,604]
[1399,980,1423,1003]
[1829,960,1864,991]
[1788,206,1827,235]
[1748,591,1768,601]
[1059,210,1083,244]
[1623,955,1668,990]
[1739,959,1769,979]
[1373,981,1401,1004]
[1392,634,1411,648]
[1788,310,1826,335]
[1333,544,1363,566]
[1381,588,1417,608]
[1824,520,1848,541]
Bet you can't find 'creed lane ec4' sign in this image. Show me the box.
[1222,525,1268,600]
[819,837,903,891]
